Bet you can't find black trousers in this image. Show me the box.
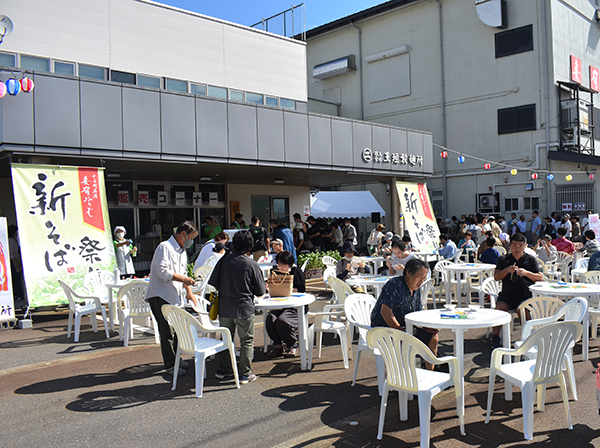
[148,296,178,369]
[265,308,298,348]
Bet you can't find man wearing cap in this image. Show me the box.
[113,226,136,277]
[269,238,284,265]
[560,214,572,238]
[380,232,396,256]
[367,224,385,255]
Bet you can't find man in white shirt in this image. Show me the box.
[581,210,592,233]
[528,210,542,245]
[561,214,572,238]
[146,221,198,376]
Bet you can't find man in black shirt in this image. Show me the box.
[491,232,542,347]
[306,216,323,251]
[208,230,266,383]
[248,216,269,261]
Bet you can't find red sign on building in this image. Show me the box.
[571,55,582,84]
[590,65,600,92]
[78,167,105,232]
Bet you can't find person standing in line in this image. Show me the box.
[113,226,136,278]
[248,216,269,261]
[306,216,323,252]
[330,221,344,254]
[145,221,198,376]
[528,210,542,245]
[209,230,266,384]
[560,214,572,238]
[194,232,228,271]
[269,219,297,263]
[581,210,592,233]
[571,215,582,242]
[343,218,358,251]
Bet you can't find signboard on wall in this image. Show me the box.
[562,203,573,211]
[571,55,582,84]
[396,181,439,252]
[138,191,149,206]
[11,164,116,308]
[230,201,240,222]
[0,217,15,323]
[118,190,129,206]
[590,65,600,92]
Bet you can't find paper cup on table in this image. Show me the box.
[444,304,456,311]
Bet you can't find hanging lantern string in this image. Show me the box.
[434,142,581,175]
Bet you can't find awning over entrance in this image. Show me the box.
[310,191,386,219]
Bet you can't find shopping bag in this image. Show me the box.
[208,291,219,320]
[267,271,293,297]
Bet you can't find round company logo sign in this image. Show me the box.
[362,148,372,162]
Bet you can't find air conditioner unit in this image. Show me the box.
[479,194,498,208]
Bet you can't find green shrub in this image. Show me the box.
[298,250,342,270]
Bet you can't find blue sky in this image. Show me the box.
[158,1,384,30]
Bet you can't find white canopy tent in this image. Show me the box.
[310,191,386,219]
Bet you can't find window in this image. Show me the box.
[21,54,50,72]
[79,64,105,80]
[280,98,296,109]
[265,96,278,106]
[229,90,244,101]
[524,197,540,211]
[498,104,536,134]
[207,85,227,99]
[165,78,187,92]
[555,183,595,213]
[54,61,75,75]
[369,53,410,102]
[190,83,206,95]
[245,92,263,104]
[504,197,520,212]
[495,25,533,58]
[138,75,161,88]
[111,70,136,84]
[0,51,16,67]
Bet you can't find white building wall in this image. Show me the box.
[1,0,307,101]
[307,0,600,219]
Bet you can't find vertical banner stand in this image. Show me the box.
[0,217,17,329]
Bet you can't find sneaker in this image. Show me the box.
[491,335,502,349]
[283,347,299,358]
[240,373,257,384]
[267,346,284,358]
[215,369,234,379]
[167,367,186,376]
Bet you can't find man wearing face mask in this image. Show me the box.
[145,221,198,377]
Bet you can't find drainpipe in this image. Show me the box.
[391,176,399,234]
[541,0,552,215]
[350,22,364,120]
[437,0,448,218]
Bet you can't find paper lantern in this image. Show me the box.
[590,174,595,180]
[458,156,465,163]
[510,168,518,175]
[566,174,573,181]
[0,83,6,98]
[547,174,554,181]
[440,151,448,158]
[5,78,20,95]
[531,173,538,180]
[19,77,34,92]
[483,163,490,170]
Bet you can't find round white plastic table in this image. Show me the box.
[345,274,393,298]
[361,256,386,274]
[443,263,496,307]
[414,251,441,263]
[529,281,600,361]
[405,308,513,399]
[255,293,315,371]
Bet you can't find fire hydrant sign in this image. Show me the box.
[11,164,117,308]
[0,217,15,322]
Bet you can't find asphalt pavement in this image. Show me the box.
[2,282,600,447]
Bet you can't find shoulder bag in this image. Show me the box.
[267,270,293,297]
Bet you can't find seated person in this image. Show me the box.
[490,232,542,348]
[438,234,457,260]
[402,234,418,252]
[265,251,306,358]
[337,242,366,292]
[534,234,557,262]
[370,258,439,370]
[588,250,600,271]
[380,232,395,256]
[551,227,575,254]
[580,230,600,255]
[479,237,500,264]
[386,239,416,276]
[269,238,284,265]
[458,230,477,262]
[194,232,228,271]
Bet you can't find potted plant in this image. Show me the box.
[299,250,342,279]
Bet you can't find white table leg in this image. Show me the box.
[454,329,465,378]
[501,322,512,400]
[445,280,451,306]
[583,296,590,361]
[298,305,308,370]
[263,311,269,353]
[106,286,115,332]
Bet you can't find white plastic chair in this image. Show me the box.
[83,269,113,305]
[193,265,214,283]
[322,266,337,291]
[485,321,582,440]
[419,278,435,309]
[59,280,109,343]
[162,304,240,398]
[480,277,501,308]
[117,281,159,346]
[571,257,589,282]
[328,276,354,305]
[517,296,564,329]
[433,259,454,303]
[496,246,507,256]
[452,248,464,264]
[467,268,495,307]
[344,294,384,393]
[307,296,350,370]
[322,255,338,268]
[367,327,465,447]
[300,258,309,272]
[546,255,572,282]
[514,298,588,401]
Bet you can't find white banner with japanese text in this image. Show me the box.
[396,182,440,252]
[11,164,116,308]
[0,217,15,322]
